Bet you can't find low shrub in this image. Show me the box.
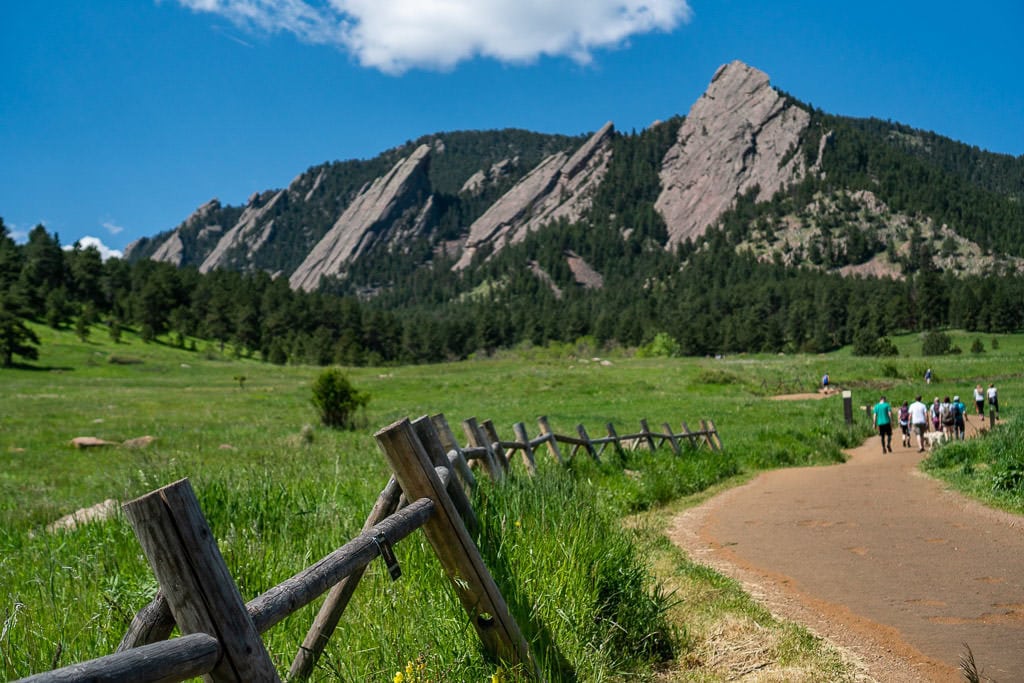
[310,368,369,429]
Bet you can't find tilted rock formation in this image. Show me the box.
[141,199,223,266]
[454,122,614,270]
[289,144,432,291]
[566,251,604,289]
[655,61,811,246]
[200,189,286,273]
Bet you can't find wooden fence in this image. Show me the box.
[15,413,722,683]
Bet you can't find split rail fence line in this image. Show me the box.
[16,413,722,683]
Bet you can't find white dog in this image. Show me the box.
[923,431,948,449]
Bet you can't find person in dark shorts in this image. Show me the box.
[898,401,911,448]
[873,395,893,453]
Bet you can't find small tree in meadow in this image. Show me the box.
[921,330,952,356]
[311,368,369,430]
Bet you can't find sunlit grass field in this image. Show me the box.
[1,324,1020,680]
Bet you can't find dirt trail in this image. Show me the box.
[668,404,1024,682]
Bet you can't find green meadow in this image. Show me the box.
[1,324,1021,680]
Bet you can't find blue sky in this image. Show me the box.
[2,1,1022,258]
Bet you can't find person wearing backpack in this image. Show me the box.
[897,401,911,448]
[940,396,955,438]
[952,395,966,441]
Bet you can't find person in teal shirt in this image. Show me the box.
[873,396,893,453]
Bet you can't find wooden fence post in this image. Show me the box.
[602,423,624,458]
[289,477,402,680]
[431,414,477,490]
[707,419,724,450]
[463,417,505,481]
[680,421,698,449]
[512,422,538,475]
[575,424,600,463]
[638,419,657,452]
[375,419,539,678]
[699,420,719,451]
[536,416,564,464]
[413,416,481,538]
[661,422,681,455]
[122,478,280,683]
[482,420,511,475]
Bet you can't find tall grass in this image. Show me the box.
[1,323,1020,679]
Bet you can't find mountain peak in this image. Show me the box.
[655,61,811,245]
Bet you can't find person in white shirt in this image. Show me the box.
[974,384,985,416]
[988,384,999,420]
[908,395,929,452]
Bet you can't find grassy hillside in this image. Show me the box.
[2,324,1021,680]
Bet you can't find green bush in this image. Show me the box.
[921,330,952,356]
[310,368,369,429]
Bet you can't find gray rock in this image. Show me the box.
[290,144,432,291]
[454,122,614,270]
[199,190,286,273]
[655,61,811,246]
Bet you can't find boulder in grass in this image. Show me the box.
[46,498,118,533]
[70,436,118,449]
[123,435,156,449]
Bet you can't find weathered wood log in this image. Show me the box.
[431,414,477,490]
[17,633,220,683]
[289,477,402,680]
[680,421,698,448]
[536,416,563,464]
[576,424,599,463]
[600,422,623,458]
[707,419,724,450]
[117,591,173,652]
[122,478,280,682]
[413,416,480,538]
[699,420,718,451]
[639,419,657,452]
[462,417,504,481]
[481,420,510,474]
[512,422,537,475]
[375,419,539,678]
[249,497,433,633]
[661,422,681,455]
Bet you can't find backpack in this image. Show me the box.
[942,404,954,426]
[952,402,963,420]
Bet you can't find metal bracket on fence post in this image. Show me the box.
[373,532,402,581]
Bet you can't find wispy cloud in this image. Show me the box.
[64,236,124,261]
[173,0,692,73]
[102,221,125,235]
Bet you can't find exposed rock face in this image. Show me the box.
[460,158,516,195]
[454,122,615,270]
[655,61,811,246]
[147,199,223,266]
[290,144,432,291]
[566,251,604,289]
[200,190,285,273]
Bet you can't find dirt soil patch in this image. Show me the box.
[668,414,1023,682]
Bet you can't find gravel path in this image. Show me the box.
[668,407,1023,682]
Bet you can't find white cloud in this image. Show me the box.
[174,0,691,73]
[102,221,125,235]
[64,236,124,261]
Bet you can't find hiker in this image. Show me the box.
[930,397,942,432]
[952,395,966,441]
[925,368,932,384]
[940,396,954,438]
[873,396,893,453]
[988,384,999,420]
[822,372,830,392]
[898,400,911,448]
[974,384,985,417]
[908,395,929,452]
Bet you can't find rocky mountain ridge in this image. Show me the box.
[126,60,1024,296]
